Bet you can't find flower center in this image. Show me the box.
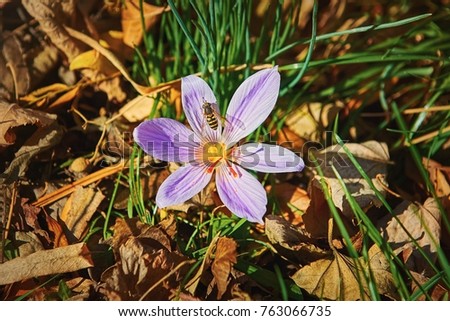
[200,142,239,178]
[204,142,226,164]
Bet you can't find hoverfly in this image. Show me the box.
[201,98,245,132]
[202,99,219,130]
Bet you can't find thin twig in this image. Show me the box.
[32,161,126,207]
[403,105,450,114]
[376,174,401,198]
[4,183,17,241]
[409,125,450,145]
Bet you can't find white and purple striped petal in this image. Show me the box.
[215,162,267,223]
[133,118,200,163]
[233,143,304,173]
[156,163,213,208]
[223,67,280,146]
[182,75,221,142]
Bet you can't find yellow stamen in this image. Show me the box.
[201,143,239,178]
[203,142,226,167]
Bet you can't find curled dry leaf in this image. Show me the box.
[117,88,182,123]
[118,95,159,123]
[423,158,450,197]
[70,49,118,76]
[409,271,449,301]
[101,217,190,300]
[14,231,45,257]
[98,31,135,61]
[21,0,83,62]
[185,234,220,295]
[377,198,441,275]
[267,183,310,225]
[106,217,173,253]
[0,27,59,96]
[0,102,57,146]
[64,26,180,97]
[285,102,343,142]
[20,83,77,109]
[0,243,93,285]
[0,122,62,185]
[292,250,360,300]
[45,214,69,248]
[60,186,105,241]
[210,237,238,299]
[292,244,398,300]
[265,215,331,264]
[121,0,169,48]
[301,181,356,239]
[22,0,128,102]
[271,126,306,155]
[313,140,390,218]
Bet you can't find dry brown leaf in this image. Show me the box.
[21,0,83,62]
[265,215,331,264]
[21,0,129,102]
[301,182,357,239]
[0,243,93,285]
[70,49,118,76]
[313,140,390,218]
[47,86,81,110]
[100,217,189,300]
[106,217,173,253]
[292,244,398,300]
[410,271,449,300]
[0,102,57,146]
[45,214,69,247]
[99,30,135,61]
[424,158,450,197]
[292,250,362,300]
[271,126,306,154]
[118,95,159,123]
[121,0,168,48]
[185,234,220,295]
[0,121,62,185]
[364,244,400,300]
[64,26,178,98]
[301,181,331,238]
[210,237,238,299]
[14,231,45,257]
[268,183,310,225]
[20,83,71,108]
[101,123,133,164]
[60,186,105,241]
[0,27,59,96]
[285,102,343,141]
[377,198,441,275]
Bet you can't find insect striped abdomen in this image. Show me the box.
[202,101,219,130]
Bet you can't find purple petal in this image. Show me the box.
[182,75,222,142]
[133,118,200,162]
[156,163,212,207]
[223,67,280,146]
[215,162,267,223]
[232,143,304,173]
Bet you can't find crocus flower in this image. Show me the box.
[133,67,304,223]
